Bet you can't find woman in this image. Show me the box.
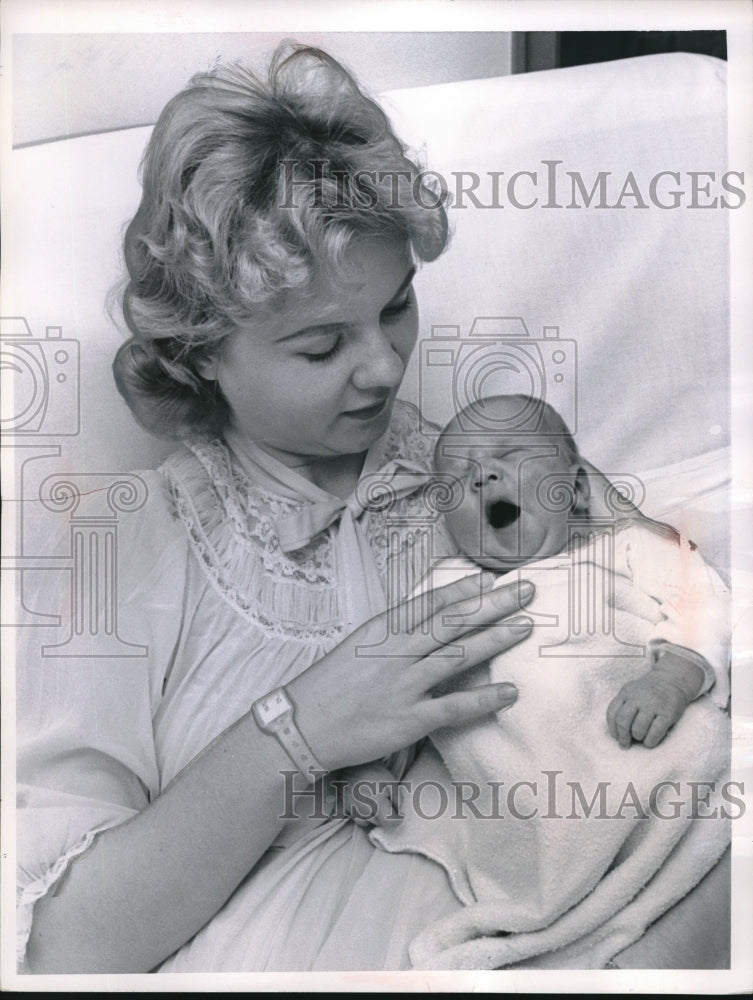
[17,44,534,974]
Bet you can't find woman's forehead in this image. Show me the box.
[246,236,414,334]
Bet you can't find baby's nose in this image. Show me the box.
[470,468,502,491]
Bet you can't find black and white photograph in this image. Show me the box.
[1,0,751,992]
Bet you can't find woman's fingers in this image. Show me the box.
[390,570,529,626]
[380,570,493,636]
[416,615,533,690]
[399,576,535,659]
[290,576,533,770]
[422,681,520,730]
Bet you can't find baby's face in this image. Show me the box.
[436,428,582,572]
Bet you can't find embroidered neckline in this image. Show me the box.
[159,401,449,642]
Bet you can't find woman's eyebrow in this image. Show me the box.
[275,264,417,344]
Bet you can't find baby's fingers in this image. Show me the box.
[641,714,672,748]
[628,707,657,745]
[606,694,626,742]
[607,697,638,748]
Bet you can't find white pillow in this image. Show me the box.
[3,53,733,569]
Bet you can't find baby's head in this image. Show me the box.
[435,395,590,572]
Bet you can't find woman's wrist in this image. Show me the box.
[251,686,328,781]
[284,671,345,773]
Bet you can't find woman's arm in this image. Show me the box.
[27,710,304,974]
[27,572,532,974]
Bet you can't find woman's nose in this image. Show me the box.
[351,329,405,390]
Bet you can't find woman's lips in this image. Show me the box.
[486,498,521,529]
[342,397,390,421]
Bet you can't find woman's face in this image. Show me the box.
[204,237,417,466]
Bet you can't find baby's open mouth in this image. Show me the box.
[486,499,520,529]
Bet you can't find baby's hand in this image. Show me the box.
[326,762,403,828]
[606,672,690,749]
[607,650,706,749]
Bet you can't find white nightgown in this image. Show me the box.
[16,400,463,972]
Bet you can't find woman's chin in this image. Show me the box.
[336,406,394,451]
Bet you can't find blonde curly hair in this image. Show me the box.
[113,44,449,438]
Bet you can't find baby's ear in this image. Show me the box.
[570,463,591,514]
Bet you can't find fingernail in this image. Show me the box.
[496,683,518,702]
[507,615,533,632]
[496,685,518,711]
[518,580,535,603]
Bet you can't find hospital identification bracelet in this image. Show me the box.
[251,686,327,779]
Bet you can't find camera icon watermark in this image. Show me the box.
[0,317,80,436]
[418,317,577,437]
[1,316,149,656]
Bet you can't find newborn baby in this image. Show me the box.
[431,393,725,748]
[365,394,731,969]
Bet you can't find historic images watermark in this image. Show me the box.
[280,771,746,823]
[1,315,149,655]
[0,317,80,436]
[279,159,747,211]
[354,315,647,659]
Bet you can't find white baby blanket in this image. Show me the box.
[371,522,731,969]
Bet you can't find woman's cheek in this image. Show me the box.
[403,311,420,361]
[391,302,419,365]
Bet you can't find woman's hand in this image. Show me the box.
[288,573,533,772]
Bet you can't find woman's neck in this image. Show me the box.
[299,452,368,499]
[251,439,367,499]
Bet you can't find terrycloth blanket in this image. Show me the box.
[371,523,731,969]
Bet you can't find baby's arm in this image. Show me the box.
[606,522,730,748]
[606,649,705,749]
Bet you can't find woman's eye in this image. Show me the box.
[381,291,413,324]
[303,339,342,363]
